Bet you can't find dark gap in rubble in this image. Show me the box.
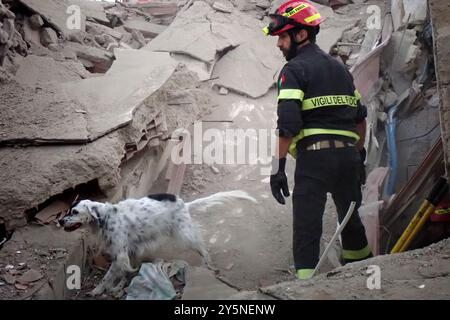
[0,217,13,251]
[24,179,106,224]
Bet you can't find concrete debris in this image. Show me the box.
[0,3,16,66]
[0,61,210,229]
[85,21,123,41]
[40,27,58,47]
[29,14,44,29]
[260,239,450,300]
[2,274,16,285]
[212,1,234,13]
[17,0,85,36]
[219,87,229,95]
[255,0,271,10]
[16,269,43,284]
[124,20,167,38]
[60,50,178,140]
[171,53,215,81]
[212,42,281,98]
[392,0,428,31]
[65,41,114,73]
[69,0,109,25]
[15,56,90,87]
[144,1,240,64]
[145,1,281,98]
[384,29,420,95]
[23,18,41,46]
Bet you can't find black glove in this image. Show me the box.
[359,148,367,185]
[270,157,290,205]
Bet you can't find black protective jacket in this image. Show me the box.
[276,42,367,157]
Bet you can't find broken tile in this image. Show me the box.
[35,200,69,224]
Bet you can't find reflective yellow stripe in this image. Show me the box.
[302,95,358,111]
[278,89,305,101]
[262,26,269,36]
[284,3,309,17]
[288,128,360,158]
[297,269,314,280]
[354,90,362,101]
[304,13,321,23]
[342,245,371,260]
[435,208,450,215]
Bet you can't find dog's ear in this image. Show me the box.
[88,205,100,220]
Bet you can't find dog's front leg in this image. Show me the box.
[109,277,128,299]
[87,262,121,297]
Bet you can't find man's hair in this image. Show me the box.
[294,25,320,43]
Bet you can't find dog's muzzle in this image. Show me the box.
[59,217,82,232]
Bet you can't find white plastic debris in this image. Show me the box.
[5,265,14,270]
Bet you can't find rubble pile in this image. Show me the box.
[0,0,210,232]
[0,0,283,232]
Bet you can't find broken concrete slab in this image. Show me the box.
[14,55,90,87]
[124,20,167,38]
[0,78,90,146]
[383,29,419,95]
[182,266,238,300]
[61,50,178,140]
[391,0,404,31]
[0,66,210,230]
[392,0,428,31]
[17,0,86,36]
[144,1,240,64]
[128,2,179,17]
[0,131,123,230]
[403,0,427,26]
[70,0,109,25]
[212,42,281,98]
[146,1,282,98]
[65,41,114,73]
[212,1,234,13]
[85,21,123,41]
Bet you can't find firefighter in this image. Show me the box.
[264,0,372,279]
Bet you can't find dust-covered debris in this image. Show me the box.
[261,238,450,300]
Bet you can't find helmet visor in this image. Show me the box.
[263,14,295,36]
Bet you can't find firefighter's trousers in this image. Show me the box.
[292,145,372,278]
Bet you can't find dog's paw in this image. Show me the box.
[110,288,125,299]
[87,286,104,297]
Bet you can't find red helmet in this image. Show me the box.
[263,0,325,36]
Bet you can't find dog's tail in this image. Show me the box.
[185,190,257,212]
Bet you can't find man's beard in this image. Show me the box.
[280,47,289,59]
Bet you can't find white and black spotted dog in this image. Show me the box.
[59,190,257,297]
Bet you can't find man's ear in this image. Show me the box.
[295,29,308,43]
